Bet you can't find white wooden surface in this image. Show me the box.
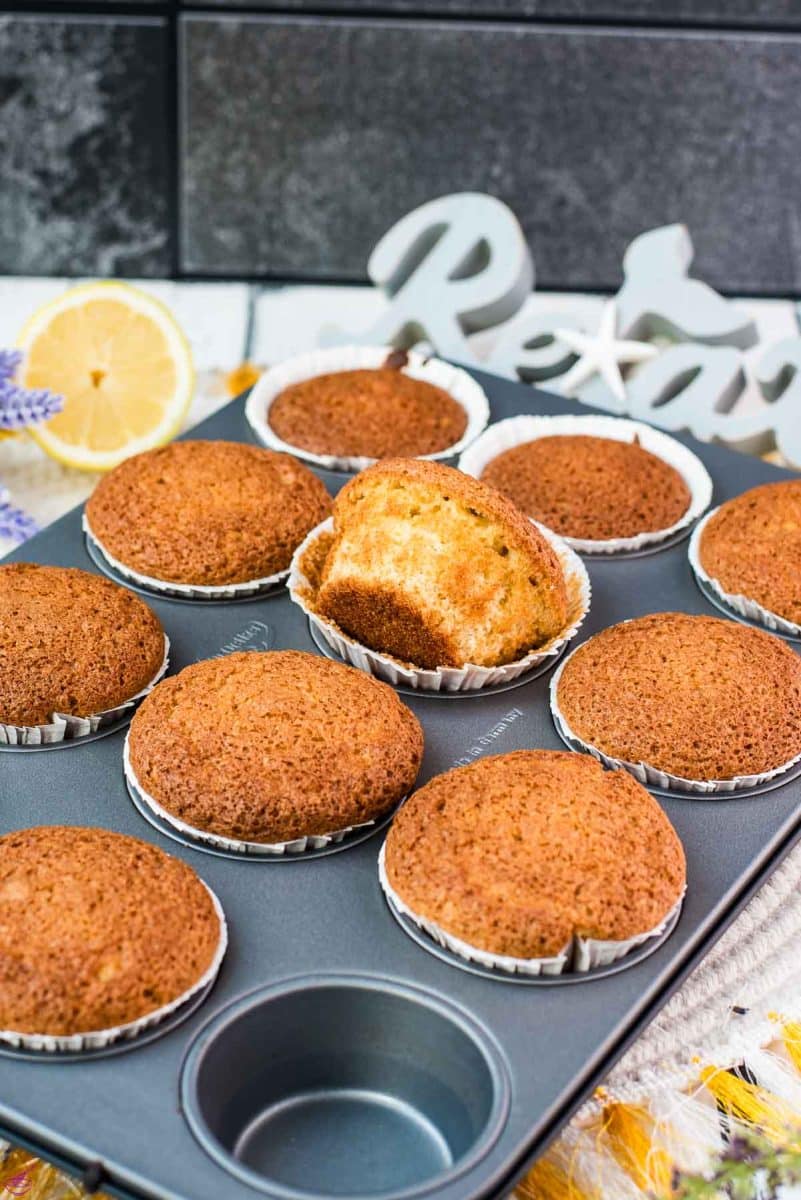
[0,276,797,557]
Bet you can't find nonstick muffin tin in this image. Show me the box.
[2,370,801,1200]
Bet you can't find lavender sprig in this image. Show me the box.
[0,349,22,384]
[0,492,38,545]
[0,383,63,431]
[0,346,63,430]
[0,348,61,545]
[0,343,62,432]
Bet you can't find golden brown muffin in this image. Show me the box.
[384,751,685,959]
[0,826,222,1036]
[86,440,331,586]
[480,434,691,541]
[268,358,468,459]
[699,481,801,625]
[128,650,423,843]
[301,458,569,669]
[0,564,165,727]
[556,613,801,781]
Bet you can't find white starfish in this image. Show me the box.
[553,301,657,404]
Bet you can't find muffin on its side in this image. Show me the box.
[555,612,801,782]
[383,751,685,962]
[268,361,468,460]
[480,434,691,541]
[0,563,165,727]
[698,481,801,626]
[127,650,423,844]
[0,826,223,1038]
[85,440,331,587]
[304,458,569,670]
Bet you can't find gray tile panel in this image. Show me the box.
[181,16,801,293]
[0,15,171,278]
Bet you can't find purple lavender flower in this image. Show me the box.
[0,384,63,431]
[0,349,57,545]
[0,491,38,544]
[0,349,22,383]
[0,347,62,431]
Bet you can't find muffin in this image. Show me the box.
[127,650,423,845]
[266,350,468,460]
[480,434,691,542]
[383,751,685,964]
[0,563,165,729]
[0,826,224,1039]
[85,440,331,588]
[299,458,569,670]
[698,481,801,626]
[554,612,801,783]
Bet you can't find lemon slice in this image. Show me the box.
[17,281,194,471]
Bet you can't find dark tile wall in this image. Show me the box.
[0,15,171,277]
[190,1,801,21]
[2,2,800,291]
[181,16,801,293]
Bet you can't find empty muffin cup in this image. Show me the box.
[181,975,509,1199]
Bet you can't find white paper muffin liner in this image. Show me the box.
[244,345,490,472]
[458,414,713,555]
[0,882,227,1053]
[689,508,801,638]
[288,518,591,693]
[378,842,684,976]
[83,513,288,600]
[0,635,170,747]
[549,638,801,795]
[123,736,379,856]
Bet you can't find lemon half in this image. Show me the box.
[18,281,194,472]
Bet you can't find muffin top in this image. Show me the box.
[480,434,691,541]
[86,440,331,586]
[699,481,801,624]
[384,751,685,959]
[302,458,569,669]
[0,563,165,727]
[0,826,222,1036]
[267,360,468,459]
[128,650,423,843]
[556,612,801,781]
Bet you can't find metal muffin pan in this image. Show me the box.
[1,373,801,1200]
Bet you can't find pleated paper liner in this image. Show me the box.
[689,508,801,642]
[83,514,288,602]
[244,345,490,472]
[123,736,396,860]
[550,644,801,797]
[458,413,713,556]
[288,517,591,693]
[0,634,170,748]
[0,884,227,1057]
[379,842,684,983]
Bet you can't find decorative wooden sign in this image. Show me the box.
[341,194,801,467]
